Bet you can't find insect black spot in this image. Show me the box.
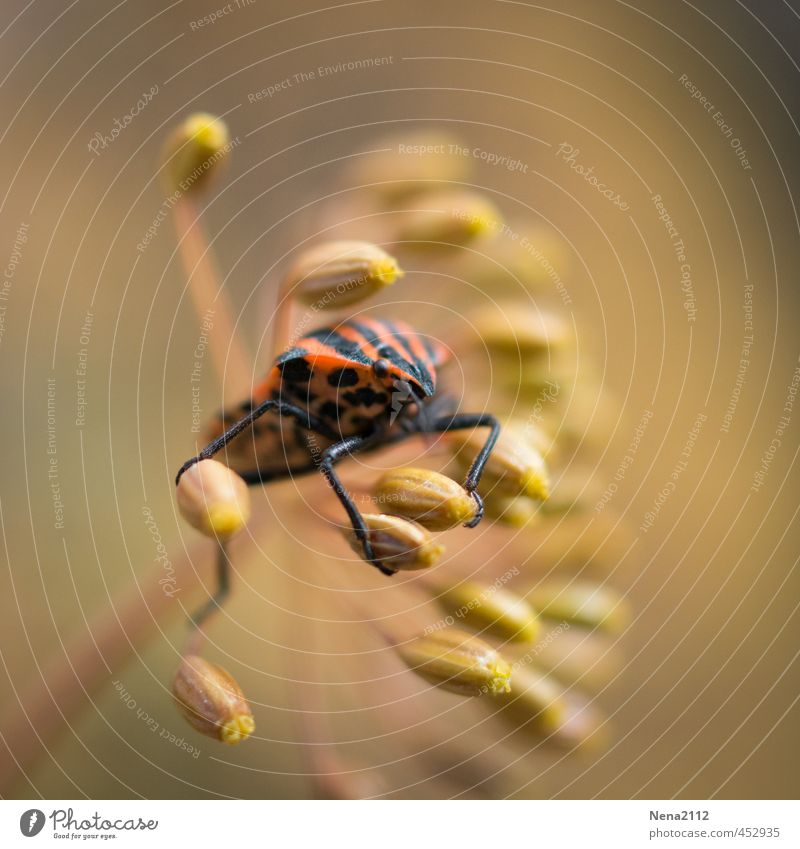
[284,382,317,403]
[279,357,313,383]
[343,387,389,407]
[378,345,396,359]
[327,367,359,388]
[319,400,342,421]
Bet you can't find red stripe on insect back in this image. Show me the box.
[400,323,437,373]
[251,337,361,403]
[329,321,382,360]
[358,316,413,359]
[297,336,348,362]
[374,316,447,373]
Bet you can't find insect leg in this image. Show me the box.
[422,412,501,527]
[175,399,335,485]
[318,435,397,577]
[190,540,231,631]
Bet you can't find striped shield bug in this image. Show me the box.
[176,316,500,621]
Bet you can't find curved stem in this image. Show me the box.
[271,275,295,360]
[173,197,251,402]
[183,540,229,657]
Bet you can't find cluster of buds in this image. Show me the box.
[161,114,633,772]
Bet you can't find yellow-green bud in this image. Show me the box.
[449,424,549,501]
[537,467,599,516]
[176,459,250,538]
[347,131,473,199]
[463,222,570,293]
[497,666,567,732]
[172,655,255,744]
[374,467,477,531]
[287,240,403,309]
[530,513,636,575]
[398,629,512,696]
[474,306,569,360]
[528,580,631,634]
[483,492,540,527]
[394,189,501,247]
[343,513,444,570]
[436,581,540,643]
[161,113,230,195]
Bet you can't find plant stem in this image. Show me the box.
[173,197,251,402]
[270,275,295,359]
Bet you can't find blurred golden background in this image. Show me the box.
[0,0,798,799]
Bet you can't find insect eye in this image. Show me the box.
[373,358,391,378]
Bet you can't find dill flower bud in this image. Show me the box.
[473,306,569,359]
[464,221,570,293]
[398,629,512,696]
[172,655,255,744]
[287,240,403,308]
[176,459,250,537]
[348,131,473,199]
[483,492,540,526]
[393,189,501,246]
[374,467,477,531]
[161,112,230,195]
[497,666,567,732]
[529,580,631,634]
[449,425,550,501]
[436,581,540,643]
[343,513,444,570]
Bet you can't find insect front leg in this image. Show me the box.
[176,399,339,629]
[422,412,501,528]
[318,435,397,577]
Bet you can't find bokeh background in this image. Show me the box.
[0,0,798,799]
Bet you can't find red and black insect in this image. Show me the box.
[176,316,499,612]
